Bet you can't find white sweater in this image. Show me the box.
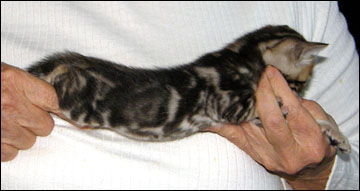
[1,1,358,189]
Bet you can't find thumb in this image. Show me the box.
[301,99,328,121]
[21,69,61,114]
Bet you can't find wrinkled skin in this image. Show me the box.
[206,66,337,190]
[1,63,60,162]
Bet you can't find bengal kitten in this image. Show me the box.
[27,25,350,153]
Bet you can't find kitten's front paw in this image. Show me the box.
[317,120,351,154]
[251,117,263,127]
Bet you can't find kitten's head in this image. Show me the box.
[256,25,328,91]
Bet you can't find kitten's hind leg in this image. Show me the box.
[253,94,351,154]
[251,117,263,127]
[292,90,351,154]
[316,117,351,154]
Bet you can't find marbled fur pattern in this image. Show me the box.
[27,25,350,153]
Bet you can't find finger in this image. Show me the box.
[17,105,55,137]
[207,123,278,169]
[238,123,282,170]
[1,143,19,162]
[241,122,274,152]
[301,99,328,121]
[22,70,61,114]
[1,118,37,150]
[2,63,60,114]
[256,69,293,147]
[265,67,319,135]
[217,123,267,163]
[2,70,55,136]
[301,99,337,157]
[265,66,301,108]
[2,93,55,137]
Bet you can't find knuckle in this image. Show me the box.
[305,138,328,161]
[262,159,281,172]
[309,148,326,164]
[264,162,278,172]
[283,165,302,175]
[1,123,37,150]
[1,143,19,162]
[280,157,304,175]
[22,135,37,150]
[37,116,55,136]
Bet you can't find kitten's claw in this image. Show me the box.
[317,120,351,154]
[281,106,289,119]
[276,96,288,119]
[276,96,283,107]
[251,117,263,127]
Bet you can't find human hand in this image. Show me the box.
[206,66,337,189]
[1,62,60,162]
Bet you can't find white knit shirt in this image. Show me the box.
[1,1,358,189]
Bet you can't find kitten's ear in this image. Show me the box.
[294,41,328,61]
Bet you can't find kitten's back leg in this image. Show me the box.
[317,117,351,154]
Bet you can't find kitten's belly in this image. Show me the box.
[59,111,219,142]
[110,124,201,142]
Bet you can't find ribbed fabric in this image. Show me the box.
[1,2,358,190]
